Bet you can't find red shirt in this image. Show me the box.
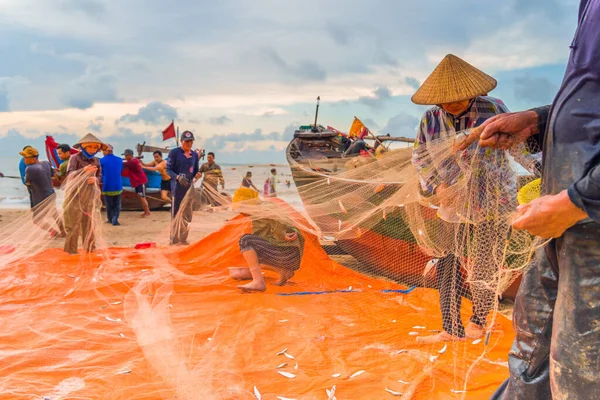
[123,158,148,188]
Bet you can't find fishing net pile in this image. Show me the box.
[0,131,542,399]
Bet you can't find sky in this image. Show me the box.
[0,0,581,164]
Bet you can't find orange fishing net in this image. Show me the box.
[0,131,543,399]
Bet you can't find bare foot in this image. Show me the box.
[237,281,266,292]
[465,322,485,339]
[141,212,151,218]
[416,331,465,344]
[274,270,295,286]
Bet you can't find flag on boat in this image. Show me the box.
[162,121,176,141]
[327,126,347,137]
[348,117,369,139]
[45,135,78,169]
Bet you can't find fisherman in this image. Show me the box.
[264,168,277,198]
[122,149,151,218]
[21,146,66,237]
[241,171,259,192]
[100,145,123,226]
[233,201,305,292]
[141,150,171,203]
[411,54,540,343]
[198,151,225,208]
[458,2,600,397]
[53,144,72,186]
[63,133,105,255]
[166,130,200,245]
[19,145,34,207]
[343,129,369,157]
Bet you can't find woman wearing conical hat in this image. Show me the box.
[410,55,541,343]
[63,133,107,255]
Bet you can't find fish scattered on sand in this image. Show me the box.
[350,370,365,378]
[439,344,447,354]
[278,371,296,379]
[254,386,261,399]
[385,388,403,396]
[277,348,288,355]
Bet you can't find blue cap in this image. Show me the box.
[181,131,195,141]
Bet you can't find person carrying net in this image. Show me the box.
[63,133,106,255]
[410,54,541,343]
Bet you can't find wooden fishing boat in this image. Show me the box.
[286,124,524,299]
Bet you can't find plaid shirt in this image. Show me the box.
[412,96,541,221]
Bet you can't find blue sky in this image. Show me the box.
[0,0,580,163]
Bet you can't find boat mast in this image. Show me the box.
[312,96,320,132]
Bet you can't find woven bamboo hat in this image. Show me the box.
[73,133,108,151]
[411,54,497,105]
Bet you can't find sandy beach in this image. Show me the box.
[0,208,208,248]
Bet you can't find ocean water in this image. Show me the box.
[0,156,304,211]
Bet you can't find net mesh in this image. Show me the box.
[0,131,543,399]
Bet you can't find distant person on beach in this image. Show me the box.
[122,149,151,218]
[198,152,225,208]
[19,145,34,207]
[53,144,72,187]
[166,130,200,245]
[263,168,277,198]
[63,133,105,255]
[411,54,540,344]
[141,150,171,204]
[241,171,259,192]
[100,145,123,226]
[21,146,66,237]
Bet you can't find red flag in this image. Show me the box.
[162,121,176,141]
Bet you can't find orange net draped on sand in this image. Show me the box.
[0,133,542,399]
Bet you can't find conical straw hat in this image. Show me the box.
[411,54,497,105]
[73,133,108,151]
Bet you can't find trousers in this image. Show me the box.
[491,222,600,399]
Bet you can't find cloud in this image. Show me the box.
[260,47,327,83]
[204,128,289,151]
[117,101,177,125]
[381,112,420,137]
[362,118,379,130]
[209,115,232,125]
[513,75,557,104]
[374,49,398,67]
[358,86,393,108]
[262,111,275,118]
[86,116,104,132]
[326,23,351,46]
[405,76,421,90]
[0,92,9,112]
[62,66,119,109]
[60,0,106,18]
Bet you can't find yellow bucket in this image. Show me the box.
[517,178,541,205]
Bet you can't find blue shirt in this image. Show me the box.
[100,154,123,194]
[19,158,27,185]
[539,0,600,223]
[166,148,199,193]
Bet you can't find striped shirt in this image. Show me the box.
[412,96,541,222]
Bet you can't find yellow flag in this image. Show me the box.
[348,117,365,138]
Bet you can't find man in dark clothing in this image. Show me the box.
[461,2,600,397]
[21,147,66,237]
[100,145,123,225]
[198,151,225,208]
[166,130,200,245]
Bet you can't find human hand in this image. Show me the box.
[458,111,539,151]
[285,232,298,241]
[435,183,451,208]
[512,190,588,238]
[83,165,98,174]
[87,177,97,185]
